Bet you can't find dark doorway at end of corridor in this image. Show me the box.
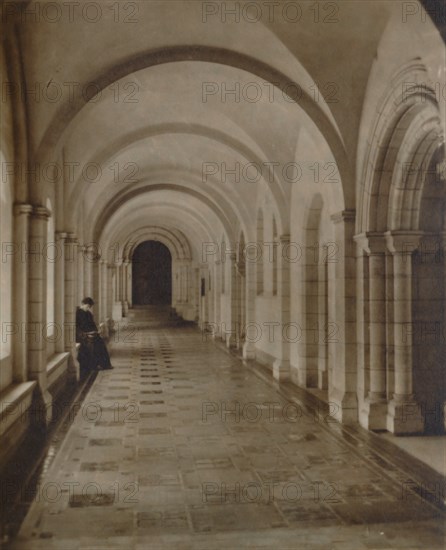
[132,240,172,306]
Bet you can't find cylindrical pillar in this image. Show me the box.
[28,206,52,425]
[385,231,424,434]
[12,204,33,382]
[54,232,67,353]
[272,234,291,380]
[368,235,387,400]
[329,211,357,423]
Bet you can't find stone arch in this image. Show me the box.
[123,227,191,263]
[92,183,236,247]
[65,124,285,237]
[355,61,445,433]
[358,60,444,234]
[34,46,350,214]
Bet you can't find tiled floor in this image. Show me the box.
[10,323,445,549]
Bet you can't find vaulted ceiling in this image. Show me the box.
[6,0,444,258]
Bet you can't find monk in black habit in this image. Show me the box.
[76,297,114,372]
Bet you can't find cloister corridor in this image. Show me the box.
[3,312,445,549]
[1,0,446,547]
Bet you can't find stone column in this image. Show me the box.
[127,261,133,308]
[329,210,357,424]
[385,231,424,434]
[180,264,186,303]
[355,232,388,429]
[54,232,67,353]
[92,249,101,309]
[211,260,221,337]
[83,245,94,298]
[107,264,115,331]
[206,268,214,329]
[122,261,129,317]
[318,245,329,390]
[272,234,291,381]
[184,263,190,311]
[64,234,79,380]
[98,260,103,321]
[243,255,256,359]
[199,264,208,330]
[12,204,33,382]
[235,259,245,349]
[173,260,193,320]
[112,262,123,321]
[194,266,200,323]
[77,244,85,303]
[226,253,237,348]
[171,260,181,314]
[28,206,52,425]
[354,233,370,426]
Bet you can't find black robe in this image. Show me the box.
[76,307,112,370]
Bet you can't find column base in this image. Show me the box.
[329,388,358,424]
[386,397,424,435]
[273,359,290,381]
[30,389,53,428]
[106,318,115,334]
[359,396,388,430]
[295,366,318,388]
[179,304,195,322]
[318,369,328,391]
[68,347,80,382]
[226,333,237,349]
[242,341,256,360]
[112,302,123,321]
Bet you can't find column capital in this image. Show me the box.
[55,231,68,241]
[13,203,33,216]
[330,209,355,224]
[354,232,387,254]
[385,231,423,255]
[32,205,50,220]
[279,233,291,243]
[65,234,78,244]
[353,232,368,253]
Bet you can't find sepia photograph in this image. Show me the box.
[0,0,445,548]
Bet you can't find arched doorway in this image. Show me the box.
[132,241,172,305]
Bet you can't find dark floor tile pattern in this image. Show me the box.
[10,324,445,549]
